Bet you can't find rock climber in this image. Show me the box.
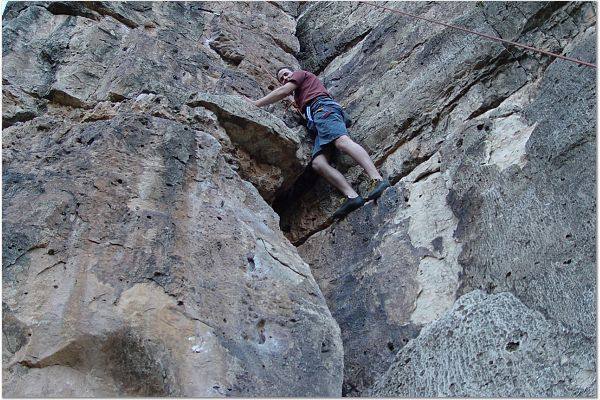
[248,67,390,219]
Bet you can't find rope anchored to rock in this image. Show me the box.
[359,1,596,69]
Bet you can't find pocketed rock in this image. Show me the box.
[298,153,461,396]
[2,106,343,397]
[371,290,595,397]
[293,1,595,397]
[281,1,596,245]
[447,23,597,338]
[3,4,334,396]
[2,0,596,397]
[2,1,300,117]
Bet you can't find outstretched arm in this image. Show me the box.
[253,82,298,107]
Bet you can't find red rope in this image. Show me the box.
[358,1,596,69]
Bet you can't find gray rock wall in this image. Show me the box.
[2,1,342,397]
[3,1,596,398]
[371,290,595,397]
[295,0,596,396]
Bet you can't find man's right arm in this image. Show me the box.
[253,82,298,107]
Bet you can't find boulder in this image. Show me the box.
[2,91,341,398]
[187,93,311,201]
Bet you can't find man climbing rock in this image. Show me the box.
[249,67,390,219]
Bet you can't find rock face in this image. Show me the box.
[3,1,342,397]
[294,1,596,396]
[187,92,312,201]
[3,1,596,398]
[299,155,462,395]
[2,99,343,397]
[286,1,598,244]
[371,290,596,397]
[2,1,301,121]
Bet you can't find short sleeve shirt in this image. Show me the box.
[289,70,331,109]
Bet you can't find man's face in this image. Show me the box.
[277,68,293,85]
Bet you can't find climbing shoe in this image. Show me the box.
[365,178,391,201]
[332,195,365,220]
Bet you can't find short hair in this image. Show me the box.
[276,66,294,79]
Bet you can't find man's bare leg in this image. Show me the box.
[312,153,360,198]
[334,135,383,180]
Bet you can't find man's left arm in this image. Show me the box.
[252,82,297,107]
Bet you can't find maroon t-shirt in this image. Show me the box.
[289,70,331,109]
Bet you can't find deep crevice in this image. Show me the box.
[83,3,139,29]
[412,167,441,184]
[3,111,38,128]
[44,2,101,22]
[274,147,437,247]
[464,82,527,121]
[309,28,374,76]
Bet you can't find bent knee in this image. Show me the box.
[334,135,353,150]
[311,161,324,172]
[311,157,328,172]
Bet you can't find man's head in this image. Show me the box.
[276,67,294,85]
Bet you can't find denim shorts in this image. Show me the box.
[305,97,352,159]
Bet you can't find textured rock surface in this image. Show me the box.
[2,1,342,397]
[283,1,597,244]
[448,28,597,337]
[187,92,311,201]
[297,1,390,74]
[2,0,596,398]
[295,1,596,396]
[371,290,596,397]
[299,152,463,395]
[2,102,343,397]
[2,1,302,122]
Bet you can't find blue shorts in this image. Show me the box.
[305,97,351,159]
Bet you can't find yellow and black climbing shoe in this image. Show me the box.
[332,195,365,220]
[365,178,391,201]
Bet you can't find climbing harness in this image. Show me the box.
[305,104,318,135]
[358,1,596,69]
[305,104,314,123]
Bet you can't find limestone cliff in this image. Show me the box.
[2,1,596,397]
[2,1,340,396]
